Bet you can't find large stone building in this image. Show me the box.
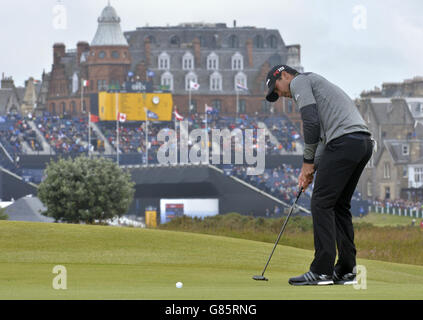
[45,4,303,128]
[356,78,423,201]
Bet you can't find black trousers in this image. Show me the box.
[309,132,373,275]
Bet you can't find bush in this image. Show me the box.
[38,156,135,224]
[0,208,8,220]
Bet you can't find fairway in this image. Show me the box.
[0,221,422,300]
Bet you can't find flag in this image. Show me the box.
[205,104,214,114]
[90,114,99,123]
[118,112,127,123]
[174,108,184,121]
[145,108,159,120]
[236,82,248,91]
[189,81,200,90]
[82,79,89,87]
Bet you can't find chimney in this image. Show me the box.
[233,20,237,28]
[53,43,66,65]
[144,37,151,67]
[246,38,253,67]
[193,37,201,67]
[77,41,90,66]
[1,75,14,89]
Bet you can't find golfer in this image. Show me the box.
[265,65,373,286]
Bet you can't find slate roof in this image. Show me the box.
[5,196,54,223]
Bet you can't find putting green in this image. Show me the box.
[0,221,422,300]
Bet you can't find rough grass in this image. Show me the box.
[158,213,423,266]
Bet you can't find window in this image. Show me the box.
[70,101,76,114]
[185,72,198,91]
[228,35,239,48]
[384,162,391,179]
[182,52,194,70]
[262,100,271,113]
[385,186,391,199]
[234,72,247,91]
[61,102,66,114]
[98,51,106,59]
[367,181,373,197]
[161,71,173,91]
[239,100,246,113]
[231,52,243,70]
[207,52,219,70]
[402,144,409,156]
[170,35,180,46]
[254,35,264,48]
[111,51,119,59]
[158,52,170,70]
[267,35,278,48]
[212,99,222,112]
[286,100,293,113]
[199,36,206,47]
[189,99,197,113]
[210,72,222,91]
[414,167,423,183]
[112,80,121,89]
[403,166,408,178]
[97,80,107,91]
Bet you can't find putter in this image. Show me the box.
[253,187,303,281]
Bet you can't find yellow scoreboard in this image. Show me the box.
[98,92,173,121]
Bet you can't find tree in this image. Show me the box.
[0,207,8,220]
[38,156,135,224]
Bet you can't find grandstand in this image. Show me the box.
[0,109,323,217]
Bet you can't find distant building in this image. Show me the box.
[356,78,423,201]
[360,76,423,98]
[44,4,304,128]
[0,74,43,117]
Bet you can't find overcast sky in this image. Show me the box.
[0,0,422,98]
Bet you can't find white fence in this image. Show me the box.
[370,206,423,218]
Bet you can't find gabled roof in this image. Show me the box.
[369,98,414,125]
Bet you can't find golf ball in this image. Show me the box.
[176,282,183,289]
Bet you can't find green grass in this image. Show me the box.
[0,221,423,299]
[354,212,422,227]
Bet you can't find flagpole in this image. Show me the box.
[116,92,119,166]
[88,111,91,159]
[145,108,149,166]
[81,79,88,157]
[189,86,192,114]
[174,106,177,133]
[236,87,239,121]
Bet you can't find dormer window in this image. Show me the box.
[402,144,410,156]
[207,52,219,70]
[182,52,194,70]
[158,52,170,70]
[231,52,243,70]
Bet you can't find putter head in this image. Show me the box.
[252,275,268,281]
